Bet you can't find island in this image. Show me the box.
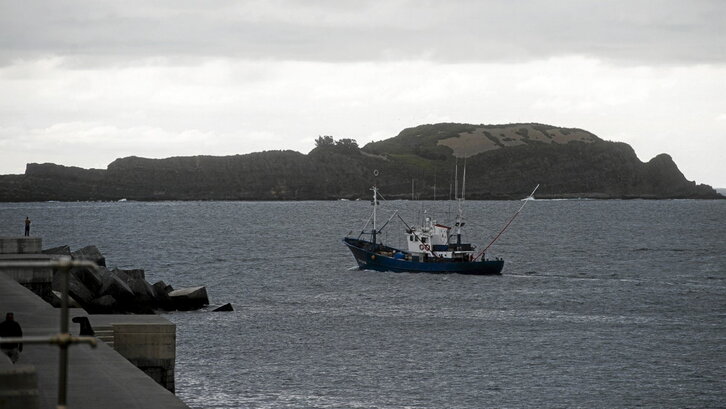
[0,123,720,201]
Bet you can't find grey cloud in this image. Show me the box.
[1,0,724,65]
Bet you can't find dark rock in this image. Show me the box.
[121,269,145,280]
[126,278,157,312]
[42,245,71,256]
[65,276,96,308]
[87,295,118,314]
[52,267,96,307]
[111,268,132,284]
[99,269,135,304]
[70,267,103,295]
[71,316,95,336]
[71,245,106,267]
[212,303,234,312]
[152,281,174,311]
[169,286,209,311]
[99,268,158,313]
[49,290,81,308]
[152,280,173,295]
[112,268,145,282]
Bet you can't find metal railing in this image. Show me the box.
[0,256,99,409]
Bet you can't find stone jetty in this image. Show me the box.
[0,236,220,408]
[0,271,188,408]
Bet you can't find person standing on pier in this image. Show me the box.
[24,216,31,236]
[0,312,23,363]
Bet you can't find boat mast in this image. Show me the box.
[371,185,378,245]
[433,168,437,200]
[461,159,466,200]
[455,158,466,245]
[454,159,458,204]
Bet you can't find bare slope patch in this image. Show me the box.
[437,124,597,158]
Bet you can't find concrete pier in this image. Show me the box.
[0,237,189,408]
[0,237,42,254]
[0,271,189,408]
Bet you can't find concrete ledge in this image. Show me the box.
[1,266,53,284]
[113,324,176,334]
[0,237,42,254]
[0,258,54,302]
[0,240,55,301]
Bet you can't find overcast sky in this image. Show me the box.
[1,0,724,187]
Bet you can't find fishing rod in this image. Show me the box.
[357,213,373,239]
[474,184,540,260]
[377,210,399,233]
[397,213,420,240]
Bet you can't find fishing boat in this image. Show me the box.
[343,164,538,275]
[343,176,538,275]
[342,196,501,274]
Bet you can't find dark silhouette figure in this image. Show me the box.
[72,316,95,336]
[24,217,31,236]
[0,312,23,363]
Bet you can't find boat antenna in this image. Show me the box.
[371,169,380,245]
[371,185,378,244]
[454,158,467,245]
[454,159,459,201]
[474,184,540,260]
[433,168,437,200]
[461,157,467,200]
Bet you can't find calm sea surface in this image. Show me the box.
[1,199,725,408]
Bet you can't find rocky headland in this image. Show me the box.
[0,123,720,201]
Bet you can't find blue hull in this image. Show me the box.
[343,238,504,275]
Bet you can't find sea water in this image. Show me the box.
[1,199,724,408]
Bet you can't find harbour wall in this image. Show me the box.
[0,237,187,408]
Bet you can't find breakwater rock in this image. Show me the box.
[44,245,211,314]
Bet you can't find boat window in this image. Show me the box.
[409,235,414,241]
[421,238,427,244]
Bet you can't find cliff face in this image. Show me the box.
[103,152,318,200]
[0,123,720,201]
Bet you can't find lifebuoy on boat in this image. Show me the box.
[419,244,431,251]
[419,244,425,250]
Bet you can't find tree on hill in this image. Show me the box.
[315,135,335,147]
[314,136,360,154]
